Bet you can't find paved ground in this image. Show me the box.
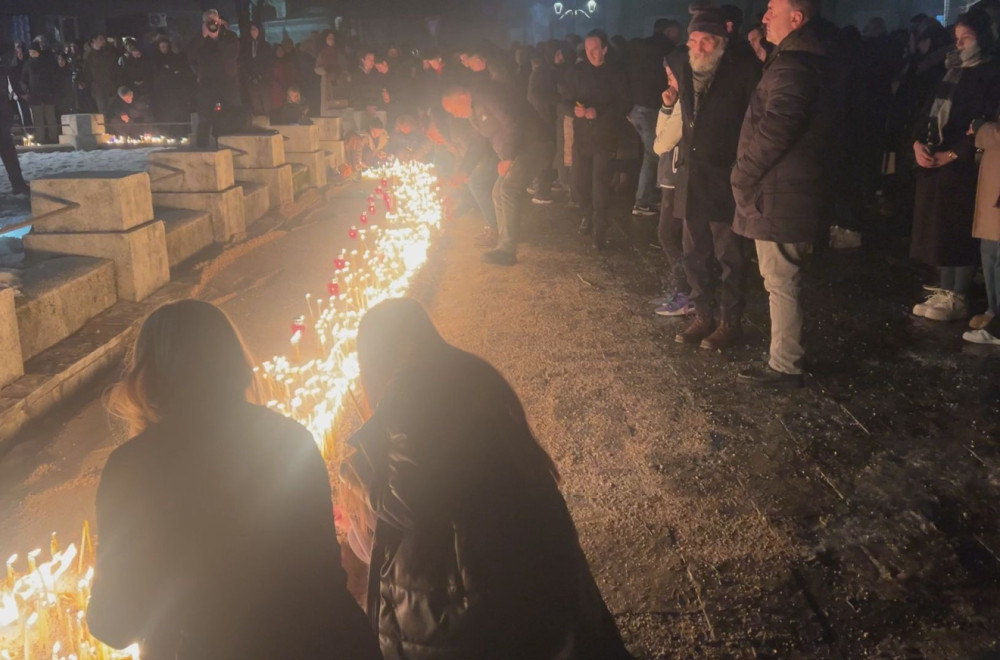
[1,182,999,658]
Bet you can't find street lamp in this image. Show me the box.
[553,0,597,18]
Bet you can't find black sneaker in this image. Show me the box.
[737,365,805,389]
[481,249,517,266]
[631,205,658,217]
[12,183,30,196]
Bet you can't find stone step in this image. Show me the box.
[14,256,117,361]
[238,180,269,226]
[156,207,215,267]
[290,163,310,196]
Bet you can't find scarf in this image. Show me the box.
[927,44,986,146]
[690,48,724,116]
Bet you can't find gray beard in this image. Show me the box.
[690,46,725,74]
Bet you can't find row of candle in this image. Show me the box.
[0,159,444,659]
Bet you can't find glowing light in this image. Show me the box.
[0,159,444,659]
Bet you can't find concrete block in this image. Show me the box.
[320,139,346,168]
[31,171,154,233]
[158,208,215,266]
[274,123,319,153]
[217,132,285,168]
[152,186,246,243]
[25,220,170,302]
[312,117,342,141]
[149,149,235,193]
[252,115,271,129]
[234,164,293,209]
[14,256,117,361]
[57,134,111,149]
[0,288,23,389]
[285,150,328,188]
[60,114,106,136]
[241,182,270,226]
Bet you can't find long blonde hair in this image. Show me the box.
[108,299,259,435]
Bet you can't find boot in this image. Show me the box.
[699,321,743,351]
[675,315,715,345]
[474,226,498,248]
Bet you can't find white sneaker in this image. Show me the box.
[962,328,1000,345]
[913,290,949,317]
[923,291,968,321]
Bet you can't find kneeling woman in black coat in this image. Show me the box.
[343,298,633,660]
[88,300,382,660]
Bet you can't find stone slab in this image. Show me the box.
[60,114,106,136]
[149,149,236,194]
[57,134,111,149]
[31,171,154,233]
[152,186,247,243]
[274,123,319,153]
[311,116,342,141]
[240,182,270,226]
[217,132,286,168]
[14,256,117,361]
[158,207,215,266]
[0,288,23,389]
[285,150,328,188]
[234,163,294,209]
[320,139,346,168]
[25,220,170,302]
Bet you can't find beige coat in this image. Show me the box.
[974,122,1000,242]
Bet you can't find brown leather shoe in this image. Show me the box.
[675,315,715,344]
[474,227,498,248]
[699,322,743,351]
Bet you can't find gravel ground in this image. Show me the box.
[415,194,1000,658]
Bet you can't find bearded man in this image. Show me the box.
[670,9,762,351]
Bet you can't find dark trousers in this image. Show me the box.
[195,85,240,147]
[494,141,548,254]
[572,138,614,238]
[29,104,58,143]
[657,188,688,292]
[534,137,556,197]
[682,218,747,323]
[0,101,26,190]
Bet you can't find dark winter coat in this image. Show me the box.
[241,25,274,84]
[187,29,241,92]
[561,59,631,151]
[527,62,558,127]
[673,48,761,224]
[910,57,1000,267]
[83,46,119,97]
[350,68,384,108]
[271,99,311,125]
[346,348,633,660]
[460,80,547,171]
[87,402,382,660]
[628,32,674,109]
[21,53,61,105]
[732,21,836,244]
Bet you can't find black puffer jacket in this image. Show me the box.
[731,21,836,243]
[347,349,633,660]
[21,53,61,104]
[187,28,240,91]
[460,80,547,172]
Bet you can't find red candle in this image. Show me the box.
[367,195,375,205]
[381,178,388,188]
[334,258,347,270]
[374,186,382,195]
[291,316,306,334]
[368,203,376,214]
[360,212,368,224]
[348,226,358,239]
[327,281,340,297]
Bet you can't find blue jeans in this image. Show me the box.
[983,239,1000,315]
[628,105,659,207]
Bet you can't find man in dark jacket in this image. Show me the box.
[21,44,60,144]
[0,63,29,194]
[443,81,552,265]
[241,22,274,117]
[107,86,153,137]
[151,38,191,138]
[671,10,761,351]
[351,50,384,110]
[627,19,675,217]
[563,30,631,249]
[119,44,153,102]
[187,9,241,146]
[83,34,119,116]
[731,0,833,388]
